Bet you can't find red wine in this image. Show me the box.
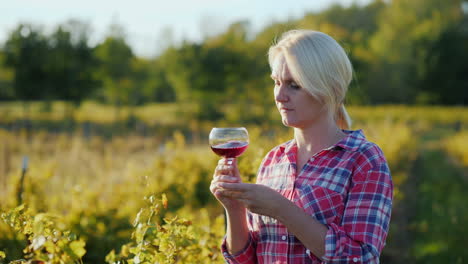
[211,141,248,158]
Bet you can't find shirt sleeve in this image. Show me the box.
[322,154,393,263]
[221,232,257,264]
[221,212,258,264]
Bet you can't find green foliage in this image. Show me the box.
[94,34,134,106]
[105,194,224,264]
[410,148,468,264]
[445,130,468,167]
[160,43,226,120]
[0,106,467,263]
[3,24,49,101]
[160,21,275,121]
[367,0,464,103]
[46,20,100,105]
[3,21,99,106]
[0,205,86,263]
[418,21,468,105]
[67,209,133,264]
[0,51,14,100]
[132,59,176,104]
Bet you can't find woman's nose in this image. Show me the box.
[274,84,289,102]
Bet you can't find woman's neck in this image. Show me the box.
[294,118,345,157]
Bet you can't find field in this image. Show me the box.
[0,103,467,263]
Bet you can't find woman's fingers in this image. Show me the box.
[219,182,250,191]
[217,158,238,171]
[218,158,236,165]
[210,176,239,194]
[214,165,230,175]
[215,174,239,182]
[218,189,245,199]
[214,164,239,180]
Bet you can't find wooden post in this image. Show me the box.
[1,142,11,195]
[16,156,28,206]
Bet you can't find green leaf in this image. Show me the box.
[105,249,116,263]
[44,240,56,253]
[70,240,87,258]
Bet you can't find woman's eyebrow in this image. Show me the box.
[270,74,295,82]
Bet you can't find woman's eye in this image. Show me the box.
[290,82,300,89]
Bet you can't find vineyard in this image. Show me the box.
[0,105,467,263]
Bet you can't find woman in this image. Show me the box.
[210,30,393,264]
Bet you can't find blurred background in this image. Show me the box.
[0,0,467,263]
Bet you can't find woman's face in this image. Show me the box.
[271,54,327,129]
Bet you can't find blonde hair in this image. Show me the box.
[268,30,353,129]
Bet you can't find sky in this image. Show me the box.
[0,0,372,57]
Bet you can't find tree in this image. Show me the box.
[158,21,262,121]
[368,0,463,103]
[46,20,100,105]
[95,25,134,108]
[419,21,468,105]
[312,1,385,37]
[141,59,175,103]
[0,51,14,100]
[3,24,49,101]
[208,21,272,122]
[159,42,223,120]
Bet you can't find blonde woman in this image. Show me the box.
[210,30,393,263]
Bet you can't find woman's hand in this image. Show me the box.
[210,158,245,211]
[217,182,287,218]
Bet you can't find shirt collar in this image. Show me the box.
[279,129,366,154]
[334,129,366,152]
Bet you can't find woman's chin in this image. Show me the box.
[281,118,297,128]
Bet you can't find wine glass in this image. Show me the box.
[209,127,248,230]
[209,127,249,164]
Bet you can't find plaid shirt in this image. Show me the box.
[222,129,393,264]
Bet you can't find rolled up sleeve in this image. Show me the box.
[221,232,257,264]
[322,162,393,264]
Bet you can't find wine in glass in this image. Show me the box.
[209,127,249,163]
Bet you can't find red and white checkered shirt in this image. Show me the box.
[222,129,393,264]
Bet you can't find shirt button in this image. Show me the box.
[353,257,359,262]
[305,249,310,255]
[281,235,287,240]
